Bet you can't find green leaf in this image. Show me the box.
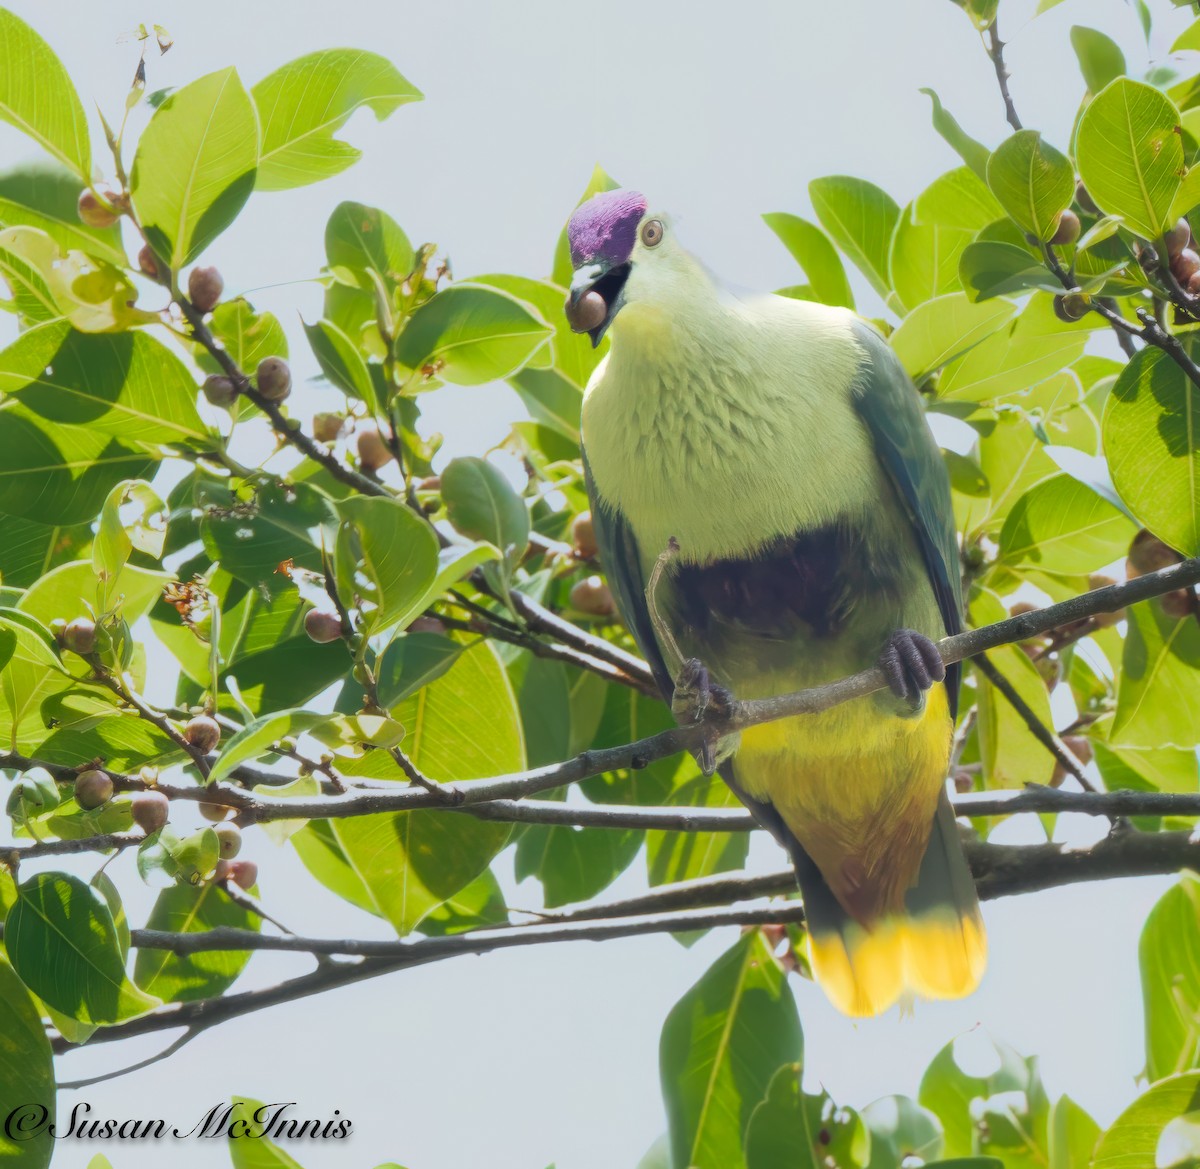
[196,299,287,379]
[920,89,991,181]
[440,456,528,558]
[1141,876,1200,1085]
[516,817,641,908]
[998,473,1137,573]
[0,322,209,445]
[4,872,160,1024]
[661,931,802,1169]
[0,401,156,524]
[94,479,166,585]
[890,292,1017,380]
[19,558,168,629]
[1049,1095,1100,1169]
[0,9,90,178]
[863,1095,944,1169]
[986,130,1075,242]
[0,954,54,1169]
[1174,17,1200,53]
[375,631,463,707]
[1071,26,1126,94]
[134,882,259,1002]
[745,1064,869,1169]
[762,213,854,309]
[227,1098,306,1168]
[325,200,414,285]
[331,639,522,934]
[915,168,1005,232]
[130,67,258,269]
[394,283,552,386]
[1076,78,1183,240]
[1105,347,1200,556]
[252,50,421,191]
[1113,598,1200,748]
[647,774,750,886]
[304,317,377,409]
[809,176,900,301]
[337,495,440,634]
[958,241,1059,302]
[889,206,973,312]
[973,643,1057,789]
[1092,1073,1200,1168]
[208,709,325,786]
[919,1033,1050,1165]
[416,868,508,936]
[0,163,123,265]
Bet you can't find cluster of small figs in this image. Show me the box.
[1053,181,1200,322]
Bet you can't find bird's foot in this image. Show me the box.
[672,657,735,776]
[877,629,946,708]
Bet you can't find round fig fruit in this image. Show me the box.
[1050,210,1081,246]
[1172,248,1200,285]
[356,427,394,473]
[187,266,224,313]
[227,860,258,890]
[572,511,599,560]
[62,617,97,655]
[312,412,344,442]
[304,608,343,644]
[1052,292,1090,322]
[213,821,242,860]
[1062,734,1094,767]
[137,244,161,280]
[77,187,119,228]
[74,768,114,810]
[570,576,615,617]
[198,801,231,822]
[184,715,221,753]
[1075,181,1100,215]
[131,790,170,834]
[1127,529,1181,577]
[255,357,291,402]
[1166,218,1193,259]
[1161,588,1196,619]
[202,375,238,408]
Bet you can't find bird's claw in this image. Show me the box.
[672,658,734,776]
[878,629,945,708]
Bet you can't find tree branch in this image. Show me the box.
[985,19,1023,133]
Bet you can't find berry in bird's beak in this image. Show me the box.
[567,290,608,334]
[565,260,632,347]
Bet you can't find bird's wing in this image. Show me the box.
[849,321,963,716]
[581,447,675,702]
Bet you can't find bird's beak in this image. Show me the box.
[564,259,631,348]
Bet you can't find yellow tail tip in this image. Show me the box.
[808,912,987,1018]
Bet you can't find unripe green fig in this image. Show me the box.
[1052,292,1090,322]
[213,821,242,859]
[569,576,615,617]
[187,266,224,313]
[184,715,221,753]
[572,511,598,560]
[1127,529,1181,577]
[202,374,238,408]
[304,608,343,643]
[227,859,258,890]
[255,357,291,402]
[62,617,97,655]
[74,768,114,810]
[77,187,119,228]
[356,427,394,472]
[1165,218,1193,259]
[198,801,231,822]
[1050,210,1080,246]
[312,412,344,442]
[131,790,170,834]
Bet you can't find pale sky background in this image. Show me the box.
[1,1,1194,1167]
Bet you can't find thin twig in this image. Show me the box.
[985,19,1022,132]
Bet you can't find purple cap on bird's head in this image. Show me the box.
[568,189,648,268]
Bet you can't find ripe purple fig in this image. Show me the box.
[227,860,258,890]
[1161,589,1196,619]
[74,768,114,810]
[1075,181,1100,215]
[187,266,224,314]
[1050,210,1080,246]
[1127,529,1181,577]
[256,357,291,402]
[572,512,598,560]
[62,617,97,655]
[570,576,615,617]
[131,790,170,834]
[138,244,161,280]
[1165,218,1193,259]
[356,427,394,473]
[304,608,343,644]
[202,375,238,407]
[1172,249,1200,286]
[77,187,119,228]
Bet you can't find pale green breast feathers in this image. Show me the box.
[581,289,882,567]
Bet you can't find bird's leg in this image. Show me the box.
[672,657,735,776]
[877,629,946,710]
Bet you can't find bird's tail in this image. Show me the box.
[793,790,987,1018]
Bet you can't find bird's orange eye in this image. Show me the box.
[640,218,664,247]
